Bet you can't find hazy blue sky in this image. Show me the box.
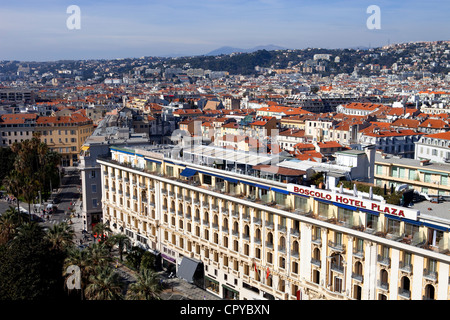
[1,0,449,61]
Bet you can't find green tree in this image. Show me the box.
[3,169,22,215]
[0,221,66,299]
[125,246,145,271]
[0,207,20,244]
[93,222,111,242]
[127,268,162,300]
[107,233,130,262]
[46,222,75,251]
[85,266,123,300]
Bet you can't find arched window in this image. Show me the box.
[313,247,321,261]
[255,228,261,242]
[267,232,274,245]
[279,236,286,251]
[424,284,435,300]
[291,240,299,256]
[400,276,410,297]
[354,261,363,276]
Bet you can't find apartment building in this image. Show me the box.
[98,144,450,300]
[0,88,35,104]
[374,152,450,196]
[35,112,94,166]
[415,132,450,164]
[360,129,424,159]
[0,113,37,147]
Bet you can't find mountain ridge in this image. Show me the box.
[205,44,286,56]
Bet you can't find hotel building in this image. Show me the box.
[98,144,450,300]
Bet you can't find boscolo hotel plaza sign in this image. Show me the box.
[287,184,419,221]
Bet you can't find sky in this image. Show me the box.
[0,0,449,61]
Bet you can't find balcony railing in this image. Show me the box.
[351,272,363,282]
[377,280,389,291]
[311,258,321,267]
[328,241,345,252]
[398,288,411,299]
[377,255,391,267]
[330,263,344,274]
[399,261,412,273]
[423,269,438,281]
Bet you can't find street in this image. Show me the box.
[0,168,81,229]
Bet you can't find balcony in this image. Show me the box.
[423,269,438,281]
[377,280,389,291]
[377,255,391,267]
[330,263,344,274]
[290,228,300,237]
[311,258,321,267]
[398,261,412,273]
[398,288,411,299]
[328,241,345,253]
[351,272,363,282]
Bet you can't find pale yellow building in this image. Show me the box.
[98,144,450,300]
[36,112,94,166]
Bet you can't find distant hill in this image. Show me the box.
[206,44,286,56]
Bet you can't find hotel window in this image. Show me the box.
[92,199,98,208]
[366,213,379,230]
[404,222,419,238]
[355,238,364,255]
[313,226,321,241]
[91,184,97,193]
[203,174,212,185]
[294,196,308,212]
[440,175,448,185]
[166,165,173,177]
[318,202,329,218]
[427,228,444,248]
[274,191,287,206]
[337,207,353,225]
[424,173,431,183]
[376,165,383,175]
[386,218,401,236]
[408,169,417,180]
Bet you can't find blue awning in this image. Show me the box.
[255,183,270,190]
[315,198,334,205]
[180,168,198,178]
[422,222,448,232]
[145,158,162,164]
[385,214,402,221]
[224,177,239,184]
[358,208,380,216]
[335,203,358,211]
[241,180,256,187]
[272,187,290,195]
[403,219,423,227]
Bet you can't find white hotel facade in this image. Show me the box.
[98,144,450,300]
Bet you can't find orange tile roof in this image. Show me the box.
[423,131,450,141]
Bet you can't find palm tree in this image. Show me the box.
[127,268,162,300]
[21,175,40,220]
[108,233,130,261]
[3,170,22,215]
[0,207,20,244]
[46,222,75,251]
[85,266,123,300]
[64,246,91,300]
[14,221,45,244]
[87,242,112,268]
[93,222,111,242]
